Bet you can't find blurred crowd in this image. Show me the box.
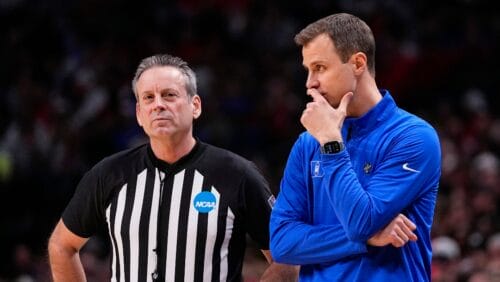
[0,0,499,281]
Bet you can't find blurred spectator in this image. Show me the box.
[431,236,461,281]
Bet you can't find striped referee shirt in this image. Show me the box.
[62,141,274,282]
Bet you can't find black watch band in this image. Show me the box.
[320,141,345,154]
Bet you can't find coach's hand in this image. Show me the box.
[300,89,353,145]
[367,214,418,248]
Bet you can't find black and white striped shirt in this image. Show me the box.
[62,141,274,281]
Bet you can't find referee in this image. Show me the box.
[48,54,298,281]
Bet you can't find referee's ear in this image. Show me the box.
[192,95,202,119]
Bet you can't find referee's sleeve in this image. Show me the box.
[242,162,274,250]
[62,165,105,238]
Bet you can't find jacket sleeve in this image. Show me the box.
[322,124,441,242]
[270,135,366,265]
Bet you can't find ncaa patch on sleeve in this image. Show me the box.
[267,195,276,209]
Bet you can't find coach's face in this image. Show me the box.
[302,33,357,108]
[135,66,201,141]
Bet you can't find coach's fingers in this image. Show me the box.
[390,230,405,248]
[401,214,417,230]
[307,88,327,103]
[400,223,418,241]
[395,226,410,243]
[399,214,418,241]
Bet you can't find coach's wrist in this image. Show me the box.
[318,134,342,146]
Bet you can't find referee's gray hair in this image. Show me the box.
[132,54,197,100]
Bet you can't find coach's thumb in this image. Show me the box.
[338,92,353,112]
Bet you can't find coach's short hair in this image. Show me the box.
[295,13,376,76]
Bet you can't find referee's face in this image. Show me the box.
[135,66,201,141]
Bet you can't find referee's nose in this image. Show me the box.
[153,94,167,111]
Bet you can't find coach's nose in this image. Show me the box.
[306,72,319,90]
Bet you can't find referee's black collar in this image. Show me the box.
[147,137,205,172]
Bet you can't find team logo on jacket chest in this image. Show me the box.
[311,161,324,177]
[193,191,217,213]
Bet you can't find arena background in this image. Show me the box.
[0,0,499,281]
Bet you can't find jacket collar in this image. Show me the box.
[343,89,397,139]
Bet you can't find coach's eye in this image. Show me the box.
[314,65,325,72]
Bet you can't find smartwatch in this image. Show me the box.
[320,140,345,154]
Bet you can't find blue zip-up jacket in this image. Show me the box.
[270,90,441,281]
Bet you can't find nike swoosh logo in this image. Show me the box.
[402,162,420,173]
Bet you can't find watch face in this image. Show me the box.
[322,141,344,154]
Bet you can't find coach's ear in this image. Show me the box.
[350,52,367,76]
[136,103,143,127]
